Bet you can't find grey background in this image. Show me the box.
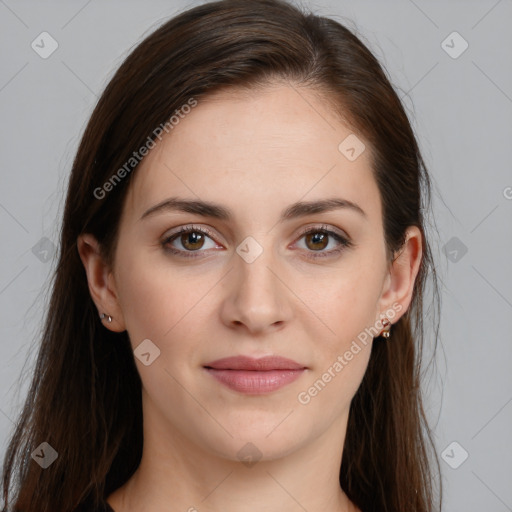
[0,1,511,510]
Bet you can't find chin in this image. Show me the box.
[194,418,311,464]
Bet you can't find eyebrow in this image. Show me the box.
[139,196,367,222]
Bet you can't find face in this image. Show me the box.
[95,84,408,462]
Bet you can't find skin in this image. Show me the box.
[78,82,422,512]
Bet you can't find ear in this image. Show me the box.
[377,225,423,325]
[77,233,126,332]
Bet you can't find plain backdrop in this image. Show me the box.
[0,1,511,510]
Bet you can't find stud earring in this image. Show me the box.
[99,313,112,323]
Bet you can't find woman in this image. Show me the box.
[1,0,442,511]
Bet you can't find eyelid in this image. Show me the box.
[162,224,222,244]
[163,223,350,243]
[294,223,350,241]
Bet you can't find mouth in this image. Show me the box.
[203,355,307,395]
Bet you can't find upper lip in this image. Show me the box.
[204,355,306,371]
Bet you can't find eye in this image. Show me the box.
[162,223,353,259]
[162,225,221,258]
[294,224,353,258]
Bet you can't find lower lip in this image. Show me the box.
[205,368,305,394]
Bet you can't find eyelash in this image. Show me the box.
[161,224,353,260]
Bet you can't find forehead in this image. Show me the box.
[124,84,381,226]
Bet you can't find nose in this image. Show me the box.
[219,243,294,335]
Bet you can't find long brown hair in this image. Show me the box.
[1,1,442,510]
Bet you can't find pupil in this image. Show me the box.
[308,232,327,250]
[182,232,204,250]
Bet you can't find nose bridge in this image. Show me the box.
[221,234,292,332]
[236,235,281,305]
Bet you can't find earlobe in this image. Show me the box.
[76,234,126,332]
[377,226,423,324]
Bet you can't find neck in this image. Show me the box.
[107,406,358,512]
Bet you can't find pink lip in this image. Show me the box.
[204,356,307,394]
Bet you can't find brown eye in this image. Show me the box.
[304,231,329,251]
[162,225,221,258]
[295,225,353,259]
[180,231,206,251]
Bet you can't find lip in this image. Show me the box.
[204,355,307,394]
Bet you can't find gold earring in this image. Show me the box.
[380,317,391,338]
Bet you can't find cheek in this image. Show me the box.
[295,277,377,416]
[295,324,372,428]
[302,264,383,349]
[114,248,190,343]
[114,249,222,362]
